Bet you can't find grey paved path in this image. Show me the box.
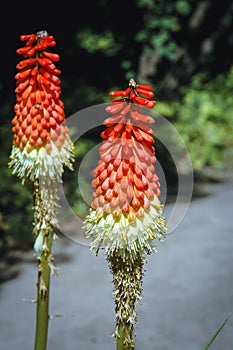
[0,173,233,350]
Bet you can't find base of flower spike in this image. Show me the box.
[32,178,60,243]
[84,196,167,260]
[9,138,74,183]
[108,251,144,349]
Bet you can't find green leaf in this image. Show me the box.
[201,313,231,350]
[175,0,192,15]
[76,30,121,56]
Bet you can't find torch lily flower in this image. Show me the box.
[9,30,74,184]
[8,31,75,350]
[85,78,167,260]
[9,29,75,246]
[84,78,167,349]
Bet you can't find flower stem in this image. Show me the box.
[117,323,134,350]
[108,252,144,350]
[34,231,52,350]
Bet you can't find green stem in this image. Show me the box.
[34,232,52,350]
[117,323,134,350]
[108,252,144,350]
[202,313,231,350]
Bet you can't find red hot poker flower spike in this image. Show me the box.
[84,78,167,260]
[84,79,168,348]
[9,30,74,183]
[8,31,75,350]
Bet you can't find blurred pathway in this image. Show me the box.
[0,172,233,350]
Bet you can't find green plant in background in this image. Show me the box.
[77,29,121,56]
[136,0,191,61]
[156,67,233,172]
[0,124,33,268]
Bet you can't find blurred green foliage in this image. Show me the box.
[77,30,121,56]
[136,0,192,61]
[0,124,33,255]
[156,66,233,171]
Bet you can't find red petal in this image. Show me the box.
[136,84,153,91]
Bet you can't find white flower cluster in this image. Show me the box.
[84,196,167,260]
[9,138,74,184]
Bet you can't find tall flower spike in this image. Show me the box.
[84,79,167,349]
[8,31,75,350]
[9,30,74,184]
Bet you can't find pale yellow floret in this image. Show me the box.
[9,138,74,183]
[84,197,167,260]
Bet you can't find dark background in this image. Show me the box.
[1,0,233,109]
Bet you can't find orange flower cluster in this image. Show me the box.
[91,78,161,221]
[12,30,69,151]
[85,79,166,258]
[9,30,74,182]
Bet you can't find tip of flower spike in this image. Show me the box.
[129,78,137,88]
[18,30,56,56]
[36,30,49,38]
[109,78,156,108]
